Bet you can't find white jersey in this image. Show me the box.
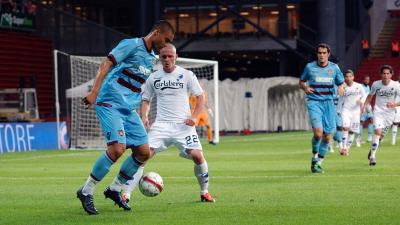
[339,82,367,113]
[370,80,400,115]
[142,65,203,123]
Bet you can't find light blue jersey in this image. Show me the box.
[97,38,157,111]
[300,61,344,101]
[95,38,156,146]
[301,61,344,134]
[361,84,370,95]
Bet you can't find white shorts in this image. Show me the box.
[148,122,202,158]
[394,107,400,123]
[373,113,395,129]
[341,111,360,133]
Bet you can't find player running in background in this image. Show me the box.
[362,65,400,166]
[189,90,216,145]
[76,21,175,215]
[299,43,344,173]
[391,73,400,145]
[329,85,343,153]
[338,70,367,156]
[356,75,373,146]
[121,43,215,203]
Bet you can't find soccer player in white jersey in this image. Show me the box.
[338,70,367,156]
[391,73,400,145]
[362,65,400,166]
[121,43,215,203]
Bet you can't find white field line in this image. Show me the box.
[0,174,399,181]
[0,152,93,162]
[0,149,311,162]
[220,133,307,143]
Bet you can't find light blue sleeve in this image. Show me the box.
[334,65,344,85]
[300,64,310,82]
[107,39,138,65]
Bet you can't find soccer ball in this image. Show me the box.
[139,172,164,197]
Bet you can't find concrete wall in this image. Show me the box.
[370,0,389,46]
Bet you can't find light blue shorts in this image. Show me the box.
[95,105,148,148]
[307,99,336,134]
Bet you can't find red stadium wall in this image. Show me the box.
[0,31,54,119]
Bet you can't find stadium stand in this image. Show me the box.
[0,31,53,119]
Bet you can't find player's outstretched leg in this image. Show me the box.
[190,149,215,202]
[77,188,98,215]
[121,166,144,203]
[105,155,144,211]
[313,140,329,173]
[77,150,115,215]
[368,134,380,166]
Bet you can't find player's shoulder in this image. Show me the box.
[328,61,341,70]
[119,37,143,49]
[176,65,195,77]
[306,61,317,68]
[371,80,381,87]
[149,68,163,79]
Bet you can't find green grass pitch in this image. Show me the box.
[1,131,400,225]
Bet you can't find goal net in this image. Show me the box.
[54,51,219,149]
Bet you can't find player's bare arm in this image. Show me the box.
[185,93,205,126]
[83,58,114,107]
[299,80,314,94]
[362,95,373,114]
[141,100,151,128]
[337,83,345,96]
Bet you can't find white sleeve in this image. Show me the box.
[188,71,203,96]
[142,75,154,101]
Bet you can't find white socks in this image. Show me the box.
[370,134,380,158]
[82,176,98,196]
[109,177,124,192]
[194,161,209,195]
[392,125,398,145]
[121,166,144,195]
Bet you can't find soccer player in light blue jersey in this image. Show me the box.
[299,43,345,173]
[76,21,175,215]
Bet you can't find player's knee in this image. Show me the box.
[133,144,152,162]
[107,144,126,161]
[189,149,204,164]
[179,152,192,160]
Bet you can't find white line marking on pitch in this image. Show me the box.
[1,174,399,181]
[0,152,92,162]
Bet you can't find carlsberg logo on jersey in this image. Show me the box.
[154,79,184,90]
[344,87,362,97]
[376,88,396,97]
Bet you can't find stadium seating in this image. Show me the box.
[0,31,53,119]
[355,17,400,83]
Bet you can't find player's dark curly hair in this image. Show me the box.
[380,65,393,74]
[315,43,331,53]
[151,20,175,34]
